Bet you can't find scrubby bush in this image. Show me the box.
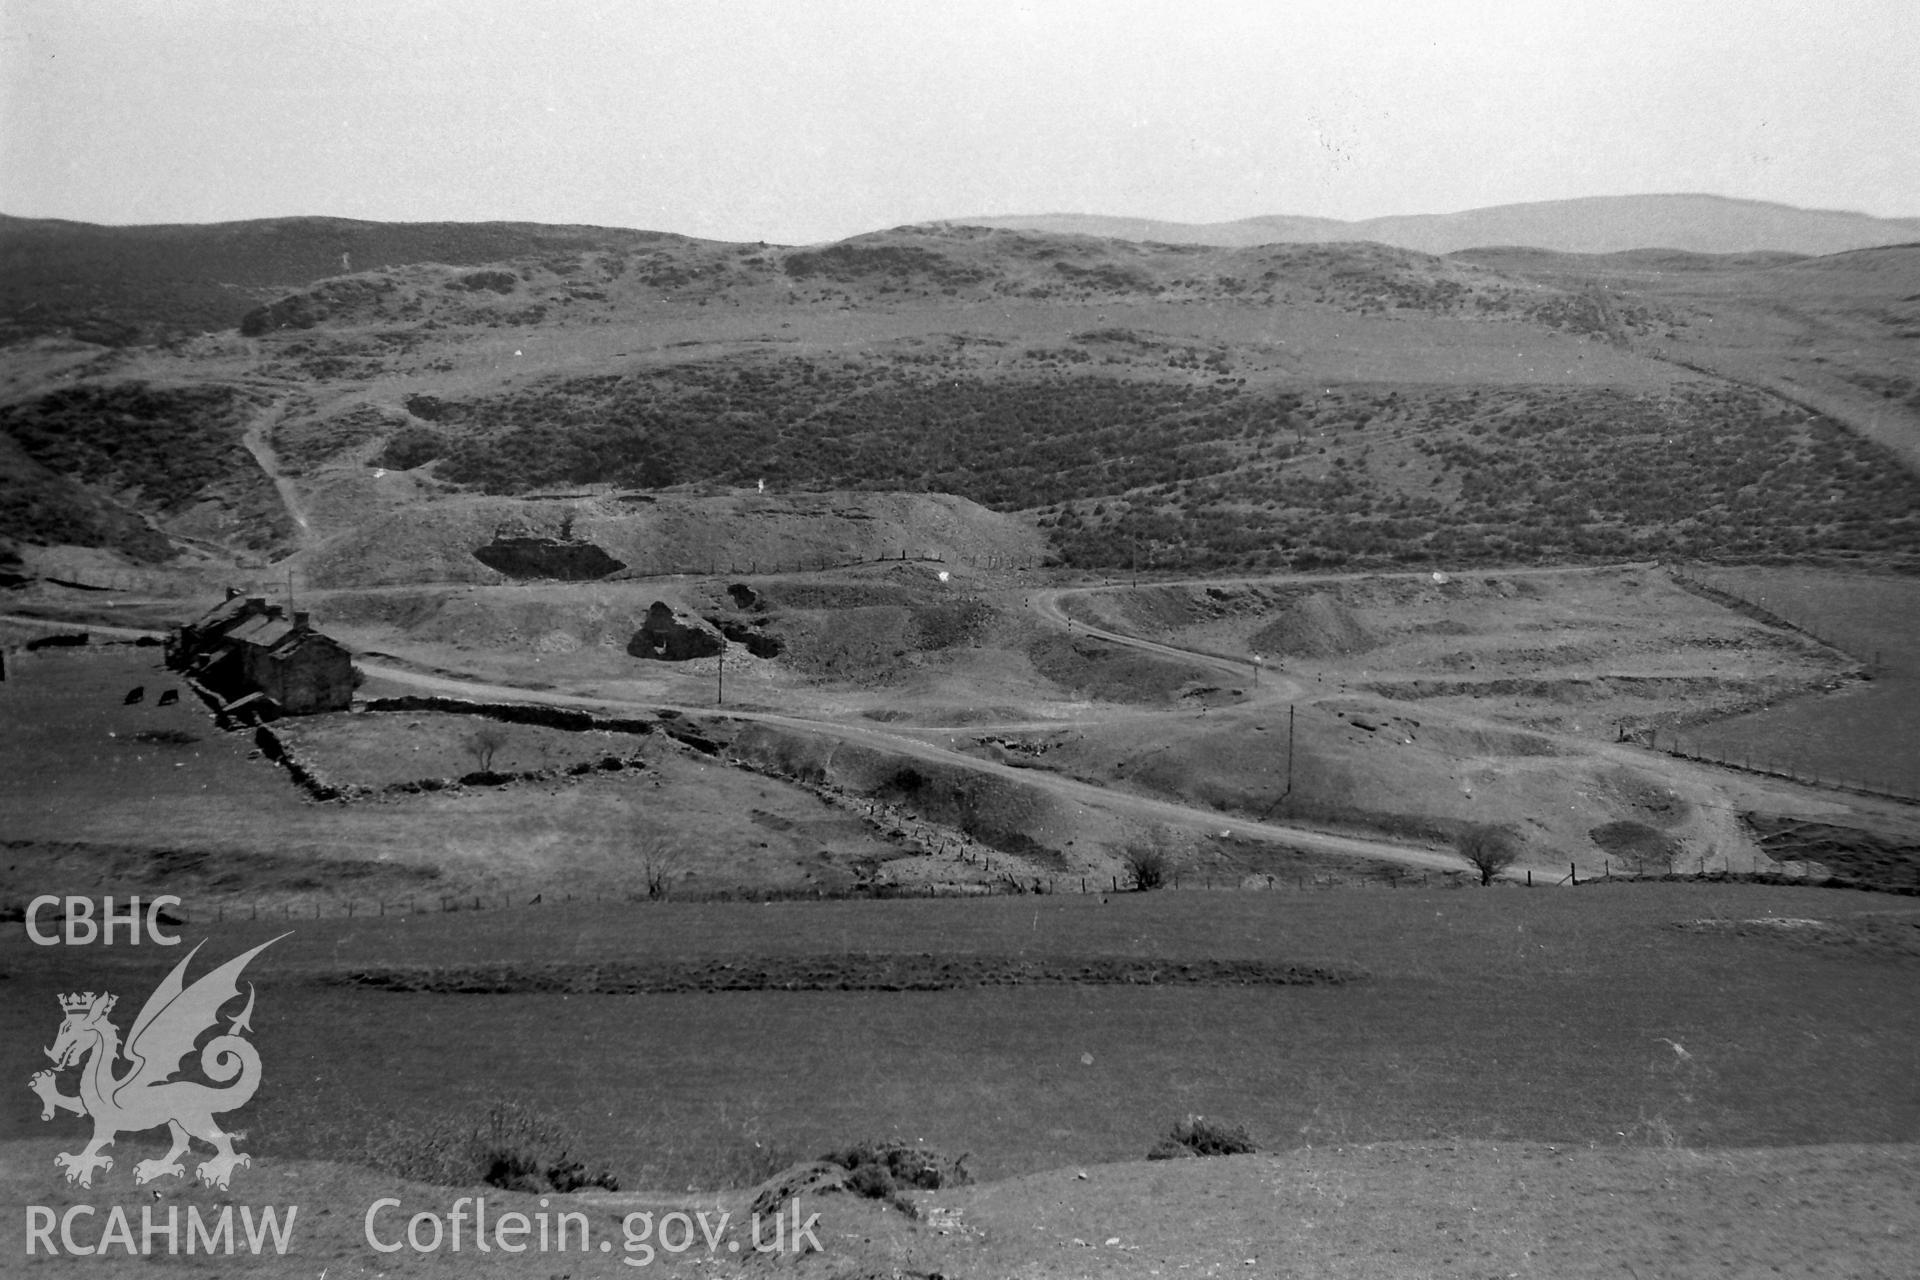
[1590,820,1683,873]
[844,1162,896,1202]
[1148,1115,1257,1159]
[817,1141,966,1217]
[454,269,519,294]
[819,1140,971,1191]
[1124,844,1171,891]
[0,382,249,514]
[376,425,451,471]
[356,1097,618,1194]
[809,1140,972,1218]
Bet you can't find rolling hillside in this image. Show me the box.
[0,214,694,346]
[3,211,1918,583]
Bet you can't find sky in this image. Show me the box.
[2,0,1916,244]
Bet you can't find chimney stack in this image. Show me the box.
[292,611,311,632]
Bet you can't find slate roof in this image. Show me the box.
[189,595,257,635]
[224,615,298,649]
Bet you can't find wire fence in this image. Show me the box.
[1641,732,1920,805]
[1668,568,1894,674]
[1662,566,1918,803]
[192,869,1450,924]
[175,856,1917,927]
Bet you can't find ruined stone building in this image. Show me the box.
[166,589,354,715]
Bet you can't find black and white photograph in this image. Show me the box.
[3,1,1918,1274]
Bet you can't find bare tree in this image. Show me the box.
[638,835,688,900]
[464,723,510,772]
[1455,823,1522,886]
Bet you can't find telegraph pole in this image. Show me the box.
[716,643,725,705]
[1254,702,1297,823]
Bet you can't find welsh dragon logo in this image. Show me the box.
[28,936,285,1190]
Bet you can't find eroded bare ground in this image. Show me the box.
[1064,565,1855,738]
[1027,564,1918,876]
[8,557,1917,904]
[4,1138,1914,1278]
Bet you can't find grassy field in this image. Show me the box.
[7,883,1913,1193]
[0,647,910,908]
[1680,568,1920,797]
[272,708,659,789]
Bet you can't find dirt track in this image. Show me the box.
[0,608,1473,877]
[5,555,1894,885]
[241,399,315,546]
[350,656,1474,875]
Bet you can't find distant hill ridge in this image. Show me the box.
[962,194,1920,257]
[0,214,691,345]
[4,195,1915,346]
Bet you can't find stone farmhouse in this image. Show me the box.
[165,589,354,715]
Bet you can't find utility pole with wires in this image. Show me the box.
[1255,703,1296,822]
[1286,702,1295,795]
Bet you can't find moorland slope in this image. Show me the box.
[3,212,1917,584]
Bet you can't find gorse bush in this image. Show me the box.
[356,1097,618,1194]
[814,1140,972,1217]
[0,382,248,512]
[819,1139,972,1191]
[1124,845,1172,891]
[376,425,452,471]
[400,358,1920,572]
[1148,1114,1257,1159]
